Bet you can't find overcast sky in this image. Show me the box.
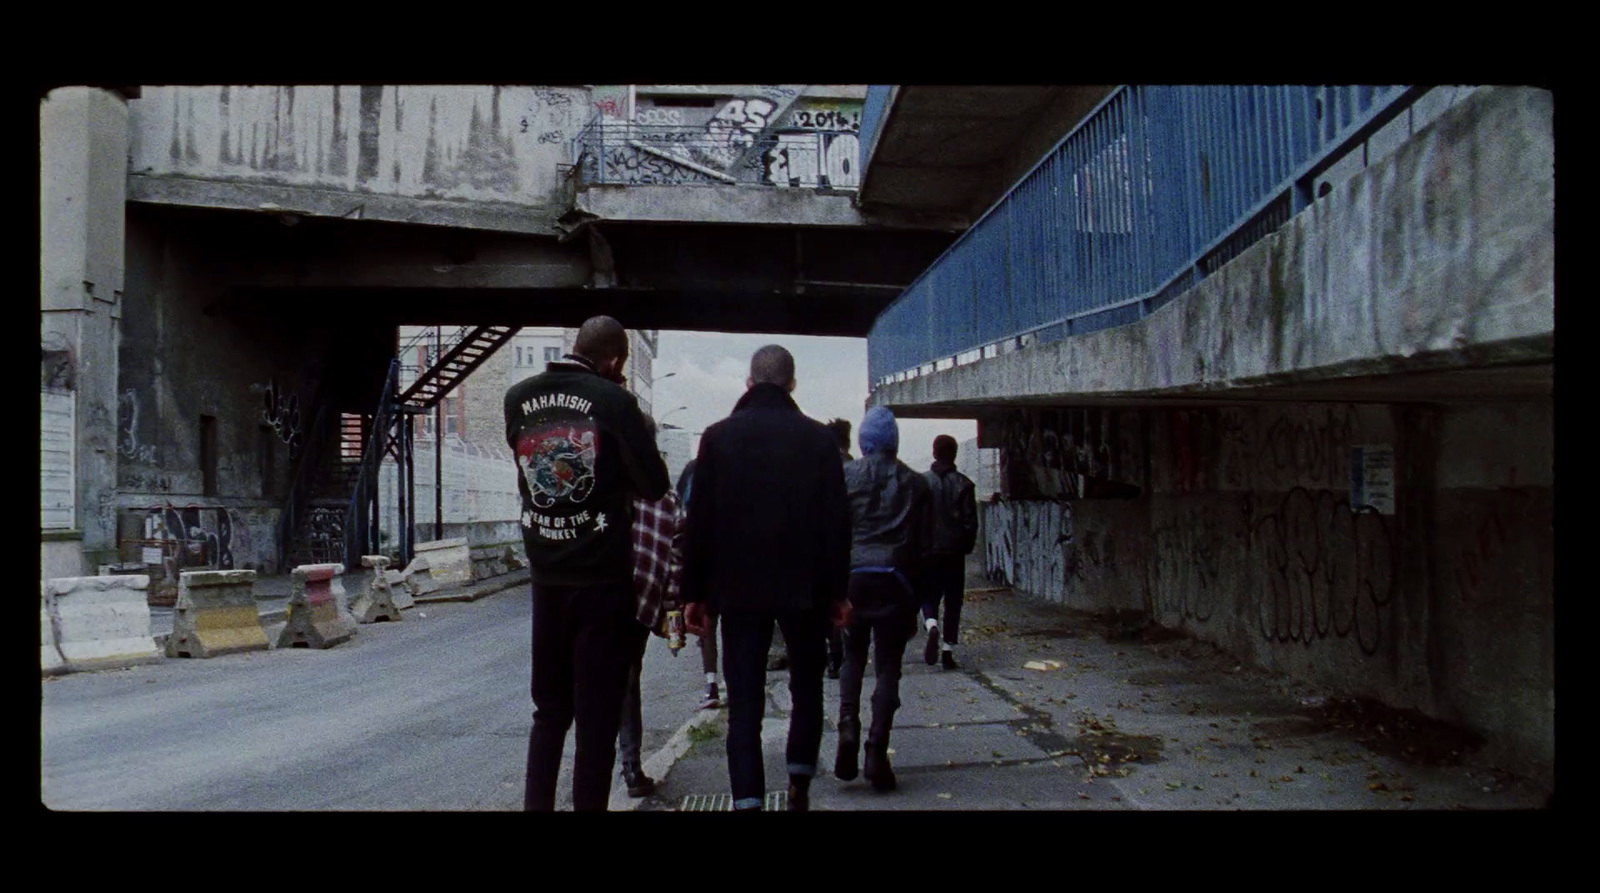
[650,330,976,473]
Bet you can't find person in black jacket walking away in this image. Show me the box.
[677,457,724,711]
[834,407,934,792]
[920,434,979,670]
[681,345,852,811]
[823,417,854,679]
[505,316,670,812]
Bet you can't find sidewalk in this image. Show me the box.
[629,560,1550,811]
[146,568,532,649]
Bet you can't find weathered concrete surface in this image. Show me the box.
[168,569,268,658]
[385,570,417,610]
[41,584,67,675]
[351,556,402,624]
[278,564,356,649]
[981,399,1554,778]
[48,575,163,671]
[40,87,130,575]
[632,560,1549,811]
[571,184,869,228]
[128,86,588,235]
[871,86,1554,412]
[414,538,472,586]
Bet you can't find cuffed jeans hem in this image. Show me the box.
[734,797,764,810]
[787,762,817,777]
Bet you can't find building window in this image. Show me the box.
[516,346,523,367]
[545,347,560,363]
[200,415,218,497]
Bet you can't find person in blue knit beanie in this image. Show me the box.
[834,406,934,792]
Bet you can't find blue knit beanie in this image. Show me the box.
[859,406,899,455]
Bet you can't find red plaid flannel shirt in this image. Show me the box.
[631,489,684,633]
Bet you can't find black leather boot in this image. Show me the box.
[787,774,811,811]
[863,733,896,792]
[834,716,861,781]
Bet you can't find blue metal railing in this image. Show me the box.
[867,85,1420,386]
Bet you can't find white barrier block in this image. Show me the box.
[47,575,162,671]
[41,583,65,675]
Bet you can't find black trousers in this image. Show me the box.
[721,609,828,809]
[525,579,648,812]
[839,574,914,741]
[921,553,967,645]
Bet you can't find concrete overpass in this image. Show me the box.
[851,83,1554,781]
[42,83,960,588]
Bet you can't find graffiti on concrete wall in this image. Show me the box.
[1217,405,1360,491]
[781,104,862,133]
[117,389,158,464]
[984,499,1016,585]
[1452,490,1536,604]
[1148,501,1231,623]
[259,378,304,459]
[996,408,1141,501]
[698,97,778,168]
[589,145,722,185]
[982,498,1075,603]
[1246,487,1396,656]
[765,132,860,189]
[139,505,250,571]
[584,93,863,190]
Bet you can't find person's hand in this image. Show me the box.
[685,602,709,636]
[829,599,853,630]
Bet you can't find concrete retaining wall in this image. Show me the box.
[983,399,1554,776]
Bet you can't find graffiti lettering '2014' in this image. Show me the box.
[787,108,861,132]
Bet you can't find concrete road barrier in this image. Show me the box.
[415,538,472,586]
[278,564,357,649]
[168,570,268,659]
[41,582,66,675]
[385,569,416,610]
[352,556,402,624]
[48,575,164,671]
[400,555,441,599]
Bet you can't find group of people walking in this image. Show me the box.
[506,316,977,812]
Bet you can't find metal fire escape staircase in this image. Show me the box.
[396,326,520,412]
[338,325,520,569]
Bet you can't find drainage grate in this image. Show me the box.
[678,791,788,811]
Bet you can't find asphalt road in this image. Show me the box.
[41,589,707,811]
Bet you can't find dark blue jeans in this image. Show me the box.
[840,574,914,740]
[525,579,647,812]
[921,553,967,645]
[720,609,828,810]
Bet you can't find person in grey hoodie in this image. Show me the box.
[834,406,934,792]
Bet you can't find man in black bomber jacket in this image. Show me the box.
[504,315,669,812]
[680,345,851,811]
